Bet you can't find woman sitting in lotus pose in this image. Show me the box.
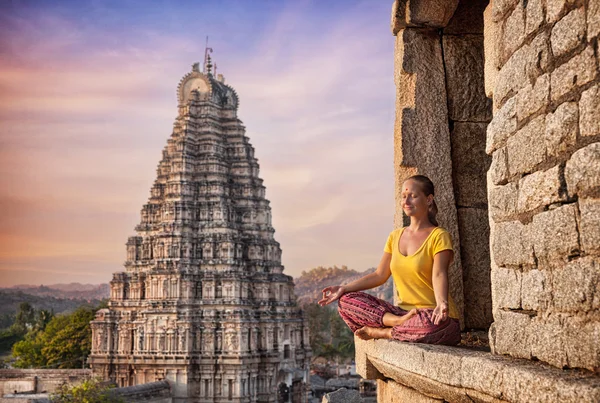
[318,175,460,345]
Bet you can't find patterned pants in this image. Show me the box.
[337,291,461,345]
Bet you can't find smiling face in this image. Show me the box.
[401,179,433,220]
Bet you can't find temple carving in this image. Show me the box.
[88,62,311,403]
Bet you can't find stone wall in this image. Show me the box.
[0,369,91,396]
[485,0,600,371]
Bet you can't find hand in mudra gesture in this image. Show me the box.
[431,302,449,325]
[318,286,345,306]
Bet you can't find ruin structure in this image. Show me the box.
[356,0,600,401]
[88,60,311,403]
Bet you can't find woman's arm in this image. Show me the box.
[431,249,453,325]
[318,252,392,306]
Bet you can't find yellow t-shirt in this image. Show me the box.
[384,227,459,319]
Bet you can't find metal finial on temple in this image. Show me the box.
[203,36,213,75]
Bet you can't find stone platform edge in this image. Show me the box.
[354,338,600,403]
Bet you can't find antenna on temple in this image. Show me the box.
[203,36,213,75]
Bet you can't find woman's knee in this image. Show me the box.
[338,291,367,306]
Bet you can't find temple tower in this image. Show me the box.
[88,61,311,403]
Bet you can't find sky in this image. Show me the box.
[0,0,396,287]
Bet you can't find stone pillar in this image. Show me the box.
[391,0,464,325]
[485,0,600,371]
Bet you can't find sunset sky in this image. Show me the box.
[0,0,396,287]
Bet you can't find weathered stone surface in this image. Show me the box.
[552,257,600,313]
[489,147,508,185]
[515,73,549,121]
[488,181,518,221]
[391,0,460,34]
[500,5,525,64]
[394,28,464,322]
[565,142,600,197]
[525,31,551,81]
[531,203,579,266]
[355,338,600,400]
[516,165,565,214]
[551,46,597,101]
[521,269,549,311]
[579,198,600,254]
[524,0,544,36]
[589,0,600,40]
[451,123,490,207]
[484,5,499,98]
[377,379,442,403]
[489,310,532,359]
[321,387,360,403]
[458,208,492,329]
[493,46,527,106]
[506,115,546,176]
[491,266,522,310]
[491,220,534,266]
[546,0,577,24]
[486,97,517,154]
[443,36,492,122]
[444,0,487,34]
[579,83,600,138]
[492,0,519,22]
[545,102,578,158]
[551,7,586,59]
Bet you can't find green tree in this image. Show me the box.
[50,378,124,403]
[12,306,95,369]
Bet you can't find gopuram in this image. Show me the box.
[88,58,311,403]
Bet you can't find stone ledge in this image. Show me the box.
[355,338,600,403]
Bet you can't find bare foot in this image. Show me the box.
[355,326,392,340]
[382,308,418,327]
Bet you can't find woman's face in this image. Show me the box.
[401,179,431,218]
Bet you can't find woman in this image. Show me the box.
[318,175,460,345]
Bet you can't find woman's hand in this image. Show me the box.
[318,286,346,306]
[431,302,449,325]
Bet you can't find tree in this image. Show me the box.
[50,378,124,403]
[12,306,96,369]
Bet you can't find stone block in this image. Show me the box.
[521,269,549,311]
[488,181,518,221]
[551,46,597,101]
[491,220,534,266]
[444,0,487,34]
[451,123,490,207]
[579,198,600,254]
[546,0,577,24]
[443,36,492,122]
[500,5,525,64]
[531,203,579,266]
[589,0,600,40]
[484,5,499,98]
[565,142,600,197]
[515,73,549,122]
[492,0,519,22]
[489,310,531,359]
[525,31,550,82]
[551,7,586,59]
[506,115,546,176]
[579,83,600,138]
[493,46,527,106]
[391,0,459,34]
[489,147,509,185]
[377,379,442,403]
[459,354,505,398]
[524,0,544,36]
[322,388,361,403]
[458,208,493,329]
[545,102,578,158]
[516,165,565,214]
[486,97,517,154]
[491,266,521,310]
[552,257,600,313]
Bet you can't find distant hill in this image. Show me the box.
[7,283,110,301]
[293,265,394,306]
